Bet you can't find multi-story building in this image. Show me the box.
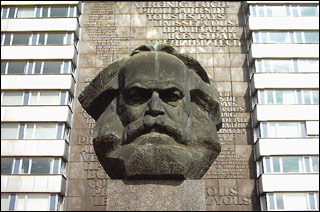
[1,1,319,211]
[243,1,319,211]
[1,1,81,211]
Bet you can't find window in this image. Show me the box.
[2,33,74,46]
[258,90,319,105]
[1,193,62,211]
[1,61,74,75]
[1,158,14,174]
[267,193,319,210]
[1,6,77,18]
[1,123,19,139]
[263,156,319,173]
[1,91,70,106]
[260,122,306,138]
[1,157,65,175]
[250,5,319,17]
[253,31,319,44]
[0,123,69,140]
[16,7,35,18]
[254,59,319,73]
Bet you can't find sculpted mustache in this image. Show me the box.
[121,116,192,145]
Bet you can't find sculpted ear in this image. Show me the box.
[190,87,222,131]
[78,57,129,120]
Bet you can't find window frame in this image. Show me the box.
[267,192,319,210]
[260,122,306,138]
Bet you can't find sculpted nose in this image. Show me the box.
[145,92,165,117]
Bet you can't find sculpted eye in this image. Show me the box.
[159,88,183,104]
[124,87,152,105]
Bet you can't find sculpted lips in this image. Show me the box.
[121,116,193,146]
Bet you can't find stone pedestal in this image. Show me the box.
[105,180,206,211]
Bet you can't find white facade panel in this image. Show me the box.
[1,139,68,159]
[1,45,76,60]
[1,1,79,5]
[306,121,319,136]
[251,73,319,94]
[1,175,66,195]
[253,105,319,125]
[1,18,78,32]
[255,138,319,159]
[258,174,319,194]
[1,106,72,125]
[249,44,319,64]
[1,75,75,91]
[248,16,319,31]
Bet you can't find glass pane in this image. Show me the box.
[265,157,271,173]
[2,91,23,105]
[298,60,319,72]
[30,158,51,174]
[63,62,69,73]
[270,6,286,16]
[1,158,13,174]
[25,124,34,139]
[2,7,9,18]
[46,34,64,45]
[282,157,300,173]
[26,194,49,211]
[312,91,319,104]
[272,60,292,72]
[308,193,316,209]
[304,91,311,104]
[1,62,6,74]
[262,122,268,138]
[8,8,16,18]
[13,158,21,174]
[257,6,264,16]
[17,8,34,18]
[292,6,299,17]
[304,157,311,172]
[266,8,272,17]
[304,32,319,43]
[12,34,30,45]
[275,91,283,104]
[35,7,41,18]
[312,157,319,172]
[7,62,26,74]
[268,193,275,210]
[43,62,61,74]
[277,122,299,137]
[267,90,274,104]
[34,123,56,139]
[295,32,303,43]
[29,92,38,105]
[273,157,281,173]
[263,60,272,72]
[268,122,277,137]
[4,34,11,45]
[269,32,288,43]
[276,193,284,209]
[38,91,60,105]
[1,123,19,139]
[69,6,75,17]
[53,158,60,174]
[49,194,57,211]
[300,7,317,16]
[27,62,34,74]
[1,194,10,211]
[21,158,30,174]
[261,32,268,43]
[283,193,308,210]
[38,34,45,45]
[42,7,49,18]
[282,91,296,104]
[15,194,25,211]
[34,62,42,74]
[50,7,68,17]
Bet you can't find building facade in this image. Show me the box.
[1,1,319,211]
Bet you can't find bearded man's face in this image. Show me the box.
[92,51,221,179]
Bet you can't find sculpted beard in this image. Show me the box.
[93,107,221,179]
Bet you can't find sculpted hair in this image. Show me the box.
[78,42,221,130]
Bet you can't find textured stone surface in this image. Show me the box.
[106,180,206,211]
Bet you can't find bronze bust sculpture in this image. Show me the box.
[78,42,222,179]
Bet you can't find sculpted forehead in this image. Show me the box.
[120,52,188,89]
